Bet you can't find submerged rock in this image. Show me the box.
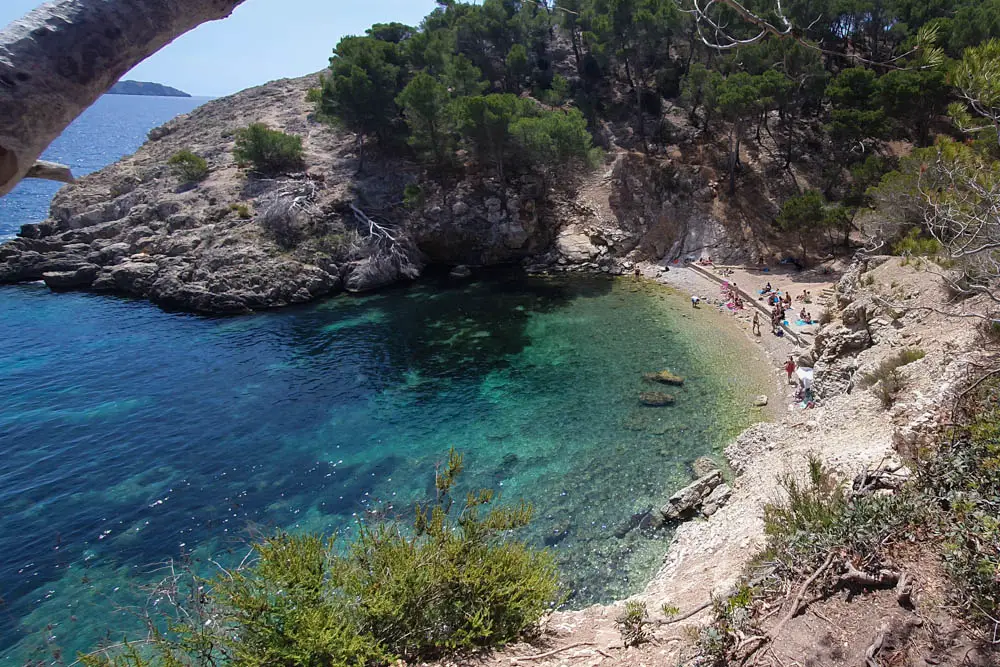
[753,395,768,407]
[643,370,685,386]
[613,506,654,538]
[692,455,720,477]
[449,264,472,279]
[544,522,573,546]
[639,391,675,407]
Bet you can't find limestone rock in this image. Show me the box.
[661,470,724,521]
[701,483,732,517]
[556,227,600,262]
[753,395,768,407]
[43,264,100,289]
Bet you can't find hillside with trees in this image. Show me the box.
[305,0,1000,277]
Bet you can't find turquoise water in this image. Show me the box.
[0,95,770,664]
[0,276,768,663]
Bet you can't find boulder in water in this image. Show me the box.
[753,395,769,407]
[643,370,685,386]
[613,506,653,538]
[640,391,675,407]
[43,264,99,289]
[449,264,472,279]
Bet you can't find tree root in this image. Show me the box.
[896,572,914,608]
[659,599,714,625]
[864,631,885,667]
[838,560,900,589]
[770,551,835,641]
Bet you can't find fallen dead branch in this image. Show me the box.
[511,642,596,662]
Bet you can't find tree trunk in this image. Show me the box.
[570,29,582,75]
[0,0,246,197]
[728,125,738,196]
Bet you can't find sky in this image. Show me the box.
[0,0,441,97]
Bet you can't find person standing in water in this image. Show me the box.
[752,311,761,336]
[784,356,796,384]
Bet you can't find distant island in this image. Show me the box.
[108,80,191,98]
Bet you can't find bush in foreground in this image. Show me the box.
[80,450,558,666]
[232,123,305,175]
[167,149,208,183]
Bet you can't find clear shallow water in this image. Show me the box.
[0,95,770,664]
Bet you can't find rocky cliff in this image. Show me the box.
[0,73,798,314]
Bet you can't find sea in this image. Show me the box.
[0,94,768,663]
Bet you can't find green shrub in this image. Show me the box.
[923,381,1000,628]
[761,454,922,578]
[167,149,208,183]
[858,349,925,407]
[229,203,253,220]
[403,183,424,210]
[81,450,558,666]
[615,601,651,647]
[233,123,305,175]
[892,227,942,256]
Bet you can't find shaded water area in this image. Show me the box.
[0,273,770,663]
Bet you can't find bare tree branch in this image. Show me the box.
[0,0,246,197]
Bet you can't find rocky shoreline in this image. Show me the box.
[471,256,986,665]
[0,72,790,315]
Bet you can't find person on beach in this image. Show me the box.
[799,307,807,321]
[691,295,701,308]
[784,356,796,384]
[752,311,761,336]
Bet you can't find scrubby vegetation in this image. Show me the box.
[924,381,1000,625]
[167,149,208,183]
[80,450,558,666]
[228,203,252,220]
[698,372,1000,664]
[296,0,1000,285]
[233,123,305,175]
[859,348,926,408]
[614,601,652,648]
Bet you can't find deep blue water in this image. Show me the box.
[0,96,768,664]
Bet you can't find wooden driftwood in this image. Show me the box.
[0,0,245,196]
